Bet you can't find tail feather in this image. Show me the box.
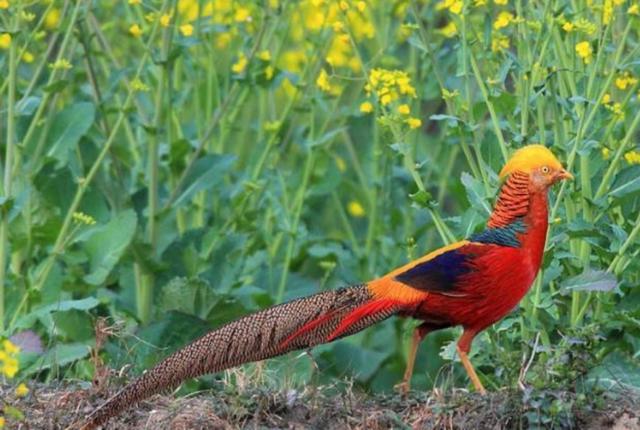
[279,309,343,349]
[80,284,397,429]
[327,298,400,341]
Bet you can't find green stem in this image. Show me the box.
[22,0,83,173]
[137,4,174,324]
[0,9,20,331]
[276,151,315,303]
[468,50,508,162]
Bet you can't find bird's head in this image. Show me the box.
[499,144,572,191]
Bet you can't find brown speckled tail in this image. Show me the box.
[80,285,394,429]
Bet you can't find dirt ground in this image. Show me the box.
[1,381,638,429]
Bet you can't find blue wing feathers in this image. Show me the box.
[470,218,526,247]
[394,248,473,293]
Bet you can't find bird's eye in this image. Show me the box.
[541,166,550,174]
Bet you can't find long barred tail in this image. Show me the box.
[79,285,399,429]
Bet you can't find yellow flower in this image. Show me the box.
[129,24,143,37]
[129,0,141,4]
[49,59,72,70]
[438,21,457,38]
[575,41,592,64]
[179,24,193,36]
[231,53,248,74]
[573,18,597,35]
[1,357,19,378]
[15,382,29,397]
[365,68,417,107]
[601,147,610,159]
[2,340,19,354]
[339,1,349,11]
[562,21,574,32]
[494,11,514,30]
[605,102,624,120]
[234,6,251,22]
[406,117,422,129]
[22,51,34,63]
[0,416,5,428]
[398,104,411,115]
[356,1,366,11]
[442,88,460,99]
[491,33,510,52]
[264,65,274,80]
[494,0,508,4]
[44,8,61,30]
[629,4,639,15]
[21,11,36,22]
[263,121,282,132]
[72,211,97,225]
[160,13,171,27]
[602,0,613,24]
[0,0,8,9]
[624,150,640,164]
[216,32,232,49]
[316,69,333,92]
[615,72,639,90]
[450,0,463,14]
[0,33,11,50]
[360,101,373,113]
[131,78,150,92]
[436,0,463,14]
[347,201,365,217]
[602,93,611,104]
[257,50,271,61]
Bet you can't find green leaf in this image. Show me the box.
[586,352,640,392]
[461,172,491,215]
[83,209,137,285]
[159,277,209,316]
[47,102,96,166]
[133,311,212,370]
[172,154,236,208]
[610,167,640,198]
[21,343,90,376]
[409,189,433,208]
[14,297,100,330]
[52,310,94,342]
[331,343,390,381]
[562,269,617,292]
[16,96,41,116]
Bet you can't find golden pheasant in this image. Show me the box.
[80,144,571,429]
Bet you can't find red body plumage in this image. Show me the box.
[416,186,549,333]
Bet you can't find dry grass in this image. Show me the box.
[1,380,638,429]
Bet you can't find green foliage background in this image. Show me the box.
[1,0,639,402]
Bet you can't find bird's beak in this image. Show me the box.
[557,169,573,181]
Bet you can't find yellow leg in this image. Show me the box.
[457,329,486,395]
[457,347,486,394]
[395,324,432,394]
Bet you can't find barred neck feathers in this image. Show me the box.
[469,171,531,248]
[487,171,530,228]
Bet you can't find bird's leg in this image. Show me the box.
[395,323,432,395]
[456,329,486,395]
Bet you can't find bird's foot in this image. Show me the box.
[393,381,411,396]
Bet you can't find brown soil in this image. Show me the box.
[1,381,638,429]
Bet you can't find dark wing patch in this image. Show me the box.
[394,247,474,295]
